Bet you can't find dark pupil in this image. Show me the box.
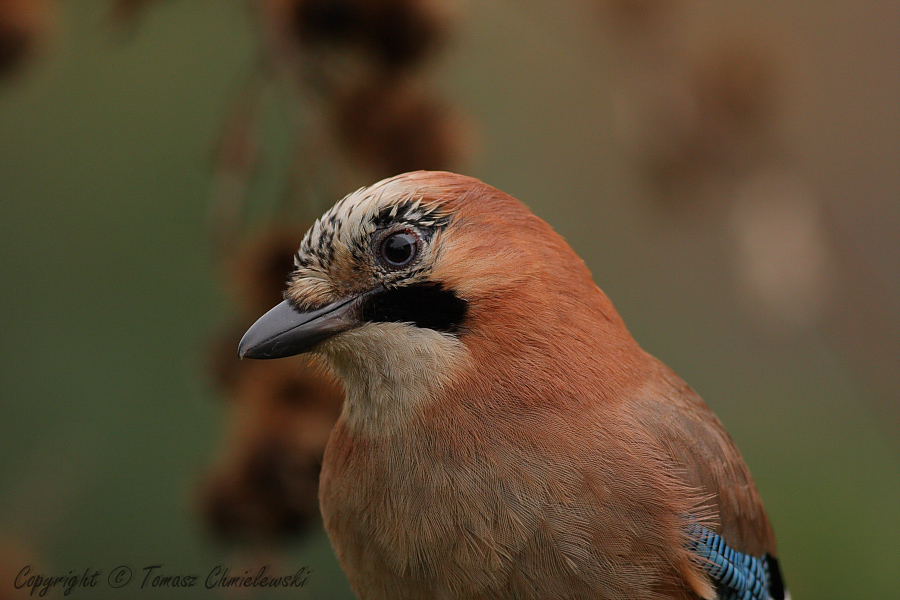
[382,232,416,266]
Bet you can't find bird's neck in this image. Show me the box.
[315,321,471,433]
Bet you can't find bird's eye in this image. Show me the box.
[378,230,419,268]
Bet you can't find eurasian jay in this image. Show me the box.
[239,171,788,600]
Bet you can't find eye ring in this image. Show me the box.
[377,229,420,269]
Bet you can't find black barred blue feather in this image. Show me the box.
[687,526,784,600]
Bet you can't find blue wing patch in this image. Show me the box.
[686,525,784,600]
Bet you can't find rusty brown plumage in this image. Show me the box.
[243,171,780,599]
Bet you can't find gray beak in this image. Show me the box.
[238,296,360,359]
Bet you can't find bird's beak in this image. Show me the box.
[238,295,361,359]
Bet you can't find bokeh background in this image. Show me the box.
[1,1,898,599]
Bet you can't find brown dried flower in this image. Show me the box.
[333,77,465,176]
[290,0,448,70]
[597,0,682,29]
[199,358,343,543]
[693,40,779,130]
[360,0,447,70]
[0,0,52,78]
[205,322,254,394]
[224,225,308,317]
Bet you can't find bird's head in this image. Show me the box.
[239,171,641,428]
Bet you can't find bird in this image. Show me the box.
[238,171,789,600]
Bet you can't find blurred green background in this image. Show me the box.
[1,1,898,599]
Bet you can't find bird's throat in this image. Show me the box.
[315,321,471,432]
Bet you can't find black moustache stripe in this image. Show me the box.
[360,283,468,334]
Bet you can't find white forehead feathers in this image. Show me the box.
[295,174,450,273]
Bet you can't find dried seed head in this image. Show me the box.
[0,0,53,78]
[200,440,322,542]
[292,0,362,45]
[199,358,343,543]
[225,224,310,316]
[360,0,448,70]
[290,0,449,70]
[693,41,779,129]
[333,77,466,176]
